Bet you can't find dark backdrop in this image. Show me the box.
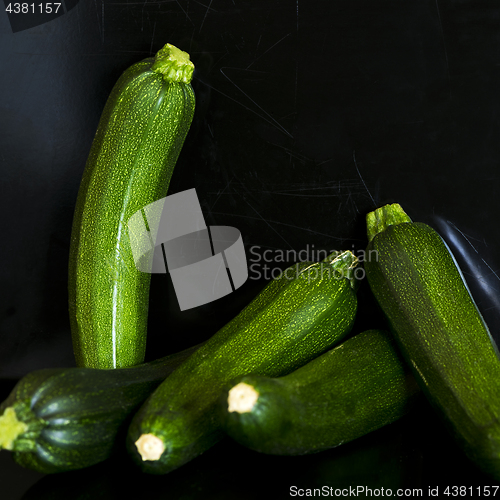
[1,1,500,497]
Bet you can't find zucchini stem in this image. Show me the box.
[314,250,360,290]
[0,407,28,450]
[366,203,413,243]
[135,433,165,461]
[329,250,359,289]
[151,43,195,84]
[228,383,259,414]
[294,250,359,290]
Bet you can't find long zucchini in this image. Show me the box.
[0,343,201,474]
[126,251,360,474]
[364,202,500,478]
[68,43,195,369]
[222,329,420,456]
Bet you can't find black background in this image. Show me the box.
[2,1,500,498]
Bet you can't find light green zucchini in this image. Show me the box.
[68,43,195,369]
[364,203,500,479]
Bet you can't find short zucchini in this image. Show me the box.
[0,343,201,474]
[68,43,196,369]
[126,251,360,474]
[221,329,420,455]
[364,203,500,478]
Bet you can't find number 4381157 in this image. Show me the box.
[5,3,62,14]
[443,485,500,496]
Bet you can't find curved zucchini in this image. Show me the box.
[0,343,202,474]
[221,329,419,455]
[68,43,196,369]
[364,203,500,478]
[126,251,360,474]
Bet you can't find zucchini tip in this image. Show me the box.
[366,203,413,242]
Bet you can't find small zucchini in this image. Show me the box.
[0,343,201,474]
[221,329,420,456]
[126,251,360,474]
[364,203,500,478]
[68,43,196,369]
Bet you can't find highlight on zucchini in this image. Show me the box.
[221,329,420,456]
[68,43,196,369]
[364,202,500,479]
[0,343,201,474]
[126,251,360,474]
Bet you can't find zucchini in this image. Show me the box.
[68,43,196,369]
[221,329,419,456]
[0,343,201,474]
[126,251,360,474]
[364,203,500,478]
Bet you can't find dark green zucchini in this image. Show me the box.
[0,343,201,474]
[127,251,360,474]
[69,43,196,369]
[221,329,419,455]
[364,203,500,479]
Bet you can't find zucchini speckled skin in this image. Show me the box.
[221,329,419,456]
[69,44,195,369]
[0,343,201,474]
[364,203,500,479]
[127,251,360,474]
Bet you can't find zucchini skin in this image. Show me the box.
[364,203,500,478]
[68,44,195,369]
[0,343,201,474]
[126,252,360,474]
[221,329,420,455]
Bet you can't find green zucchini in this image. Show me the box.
[221,329,420,456]
[364,203,500,478]
[0,343,201,474]
[68,43,196,369]
[126,251,360,474]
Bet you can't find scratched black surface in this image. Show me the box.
[1,1,500,497]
